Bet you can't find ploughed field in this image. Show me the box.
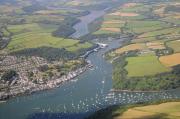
[159,53,180,67]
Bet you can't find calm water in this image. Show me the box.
[70,10,106,39]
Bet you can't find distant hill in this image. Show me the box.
[0,0,17,4]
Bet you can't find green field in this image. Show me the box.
[66,42,93,52]
[94,29,120,35]
[7,23,92,52]
[125,54,170,77]
[167,40,180,53]
[133,36,157,43]
[125,20,169,34]
[121,4,150,13]
[95,2,180,39]
[104,15,122,21]
[25,15,64,24]
[93,3,149,35]
[133,27,180,43]
[139,27,180,38]
[161,17,180,25]
[101,23,124,28]
[8,23,57,34]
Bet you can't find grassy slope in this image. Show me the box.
[125,20,169,34]
[118,102,180,119]
[167,40,180,53]
[7,23,92,52]
[87,100,180,119]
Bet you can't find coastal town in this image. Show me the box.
[0,55,93,100]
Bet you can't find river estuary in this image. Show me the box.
[0,10,180,119]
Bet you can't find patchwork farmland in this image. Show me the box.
[102,1,180,91]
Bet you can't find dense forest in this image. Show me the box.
[10,47,77,61]
[52,17,80,38]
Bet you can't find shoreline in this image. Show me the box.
[110,89,161,93]
[0,101,6,103]
[110,88,180,93]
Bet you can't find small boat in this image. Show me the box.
[33,107,40,110]
[0,101,6,104]
[94,49,98,52]
[90,67,95,71]
[71,78,78,82]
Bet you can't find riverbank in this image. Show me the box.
[110,89,160,93]
[0,101,6,104]
[80,43,108,58]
